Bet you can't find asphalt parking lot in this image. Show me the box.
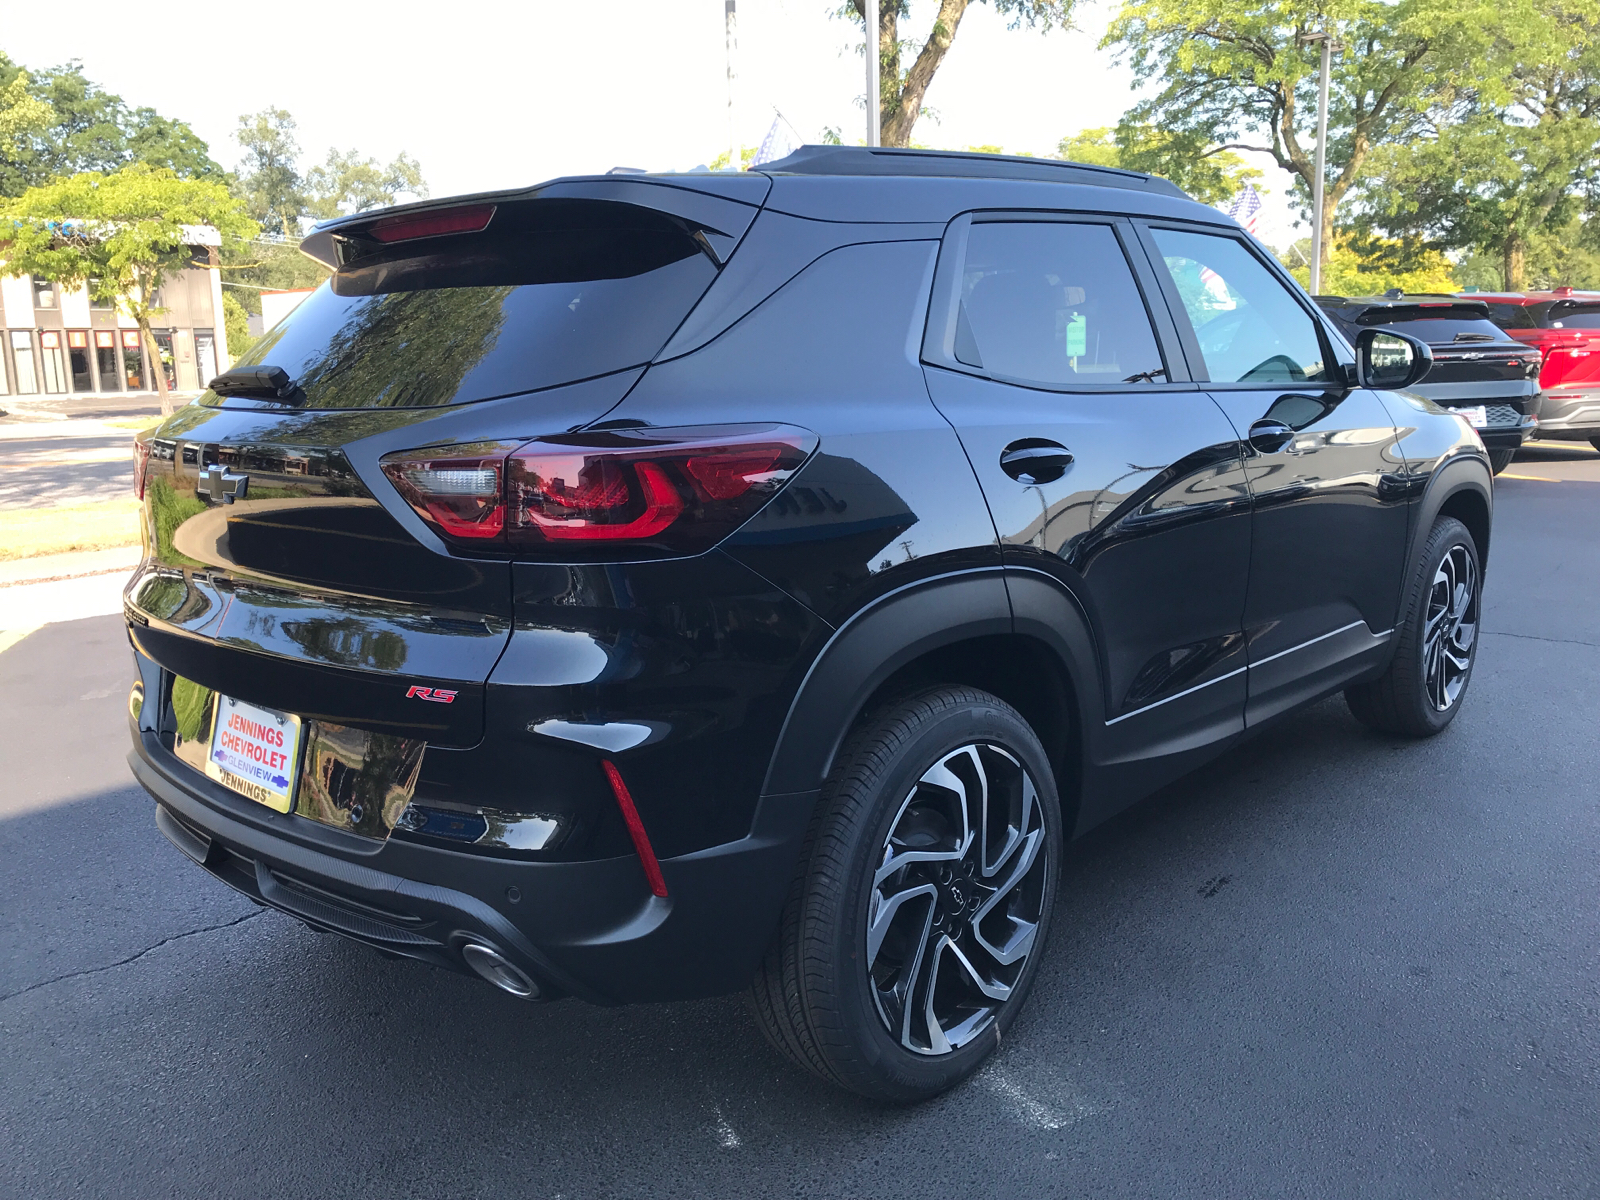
[2,442,1597,1200]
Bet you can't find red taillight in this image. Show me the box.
[602,759,668,898]
[381,442,517,540]
[133,437,152,500]
[380,425,815,557]
[368,204,496,243]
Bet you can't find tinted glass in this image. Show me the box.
[1372,317,1512,343]
[1152,229,1331,384]
[219,200,717,410]
[1484,303,1537,329]
[1548,303,1600,329]
[959,222,1166,387]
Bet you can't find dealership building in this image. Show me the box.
[0,225,231,400]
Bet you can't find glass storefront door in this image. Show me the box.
[67,330,93,391]
[152,329,178,391]
[194,330,218,389]
[10,331,39,394]
[121,329,145,390]
[38,331,68,394]
[95,331,121,391]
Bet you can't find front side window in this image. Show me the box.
[1150,229,1332,385]
[957,221,1167,388]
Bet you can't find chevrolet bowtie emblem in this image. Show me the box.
[197,464,249,504]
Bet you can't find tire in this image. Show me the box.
[1345,516,1481,737]
[1488,448,1515,475]
[749,685,1063,1103]
[1590,437,1600,454]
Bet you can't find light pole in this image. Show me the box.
[1299,27,1341,294]
[726,0,739,169]
[865,0,880,147]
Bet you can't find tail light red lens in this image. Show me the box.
[133,436,152,500]
[381,425,815,558]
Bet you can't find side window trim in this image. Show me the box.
[1131,219,1353,389]
[920,210,1198,391]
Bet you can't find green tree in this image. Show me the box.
[0,53,222,196]
[844,2,1076,148]
[0,72,51,141]
[1058,125,1263,205]
[1101,0,1503,276]
[0,164,256,414]
[1279,232,1458,293]
[235,108,307,238]
[1345,2,1600,289]
[306,147,427,220]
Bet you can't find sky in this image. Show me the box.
[4,0,1303,248]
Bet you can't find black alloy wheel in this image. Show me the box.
[1346,515,1481,737]
[750,686,1062,1102]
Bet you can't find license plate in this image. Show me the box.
[1453,405,1489,428]
[206,694,303,813]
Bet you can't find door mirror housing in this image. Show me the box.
[1353,328,1433,390]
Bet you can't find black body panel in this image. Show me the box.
[124,160,1494,1006]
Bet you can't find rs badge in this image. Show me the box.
[406,686,458,704]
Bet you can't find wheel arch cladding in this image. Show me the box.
[1409,452,1492,574]
[761,571,1092,832]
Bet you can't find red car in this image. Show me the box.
[1467,288,1600,450]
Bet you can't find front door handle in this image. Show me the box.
[1248,420,1294,453]
[999,439,1075,485]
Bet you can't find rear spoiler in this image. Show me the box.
[299,176,771,271]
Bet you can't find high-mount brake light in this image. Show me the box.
[368,204,496,244]
[381,443,518,541]
[380,426,816,558]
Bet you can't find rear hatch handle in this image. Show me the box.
[208,365,305,405]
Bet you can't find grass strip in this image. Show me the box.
[0,500,142,560]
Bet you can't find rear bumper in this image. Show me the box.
[130,729,813,1004]
[1531,389,1600,440]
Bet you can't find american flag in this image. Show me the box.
[1226,184,1264,235]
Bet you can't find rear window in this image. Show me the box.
[215,200,717,409]
[1365,317,1512,344]
[1547,303,1600,329]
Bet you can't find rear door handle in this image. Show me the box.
[1248,420,1294,453]
[999,439,1075,485]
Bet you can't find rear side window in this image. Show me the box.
[1482,303,1537,329]
[957,222,1167,388]
[220,200,717,409]
[1549,303,1600,329]
[1151,229,1332,384]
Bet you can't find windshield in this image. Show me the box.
[215,200,717,409]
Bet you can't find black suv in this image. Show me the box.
[1316,293,1541,474]
[126,146,1492,1102]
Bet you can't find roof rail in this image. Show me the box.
[754,145,1189,198]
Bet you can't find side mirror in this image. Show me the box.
[1354,328,1433,390]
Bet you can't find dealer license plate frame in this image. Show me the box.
[204,693,304,814]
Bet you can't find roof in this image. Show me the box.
[1458,288,1600,304]
[755,145,1189,198]
[1316,294,1489,313]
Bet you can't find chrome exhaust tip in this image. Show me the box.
[460,941,540,999]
